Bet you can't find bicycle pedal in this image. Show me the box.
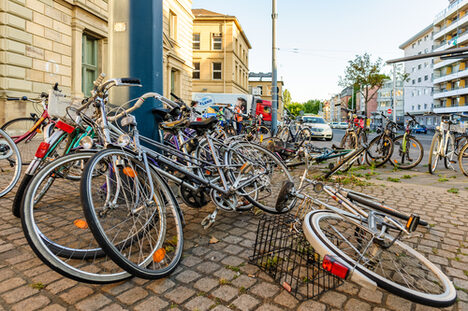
[405,214,420,233]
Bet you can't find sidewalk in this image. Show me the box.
[0,174,466,311]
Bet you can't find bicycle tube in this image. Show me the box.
[402,132,407,153]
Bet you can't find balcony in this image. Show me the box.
[433,30,468,52]
[434,105,468,114]
[435,0,468,24]
[433,86,468,99]
[433,67,468,84]
[434,13,468,40]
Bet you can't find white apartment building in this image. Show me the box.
[432,0,468,116]
[399,25,436,128]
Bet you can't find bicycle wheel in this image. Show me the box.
[277,127,290,143]
[391,135,424,169]
[428,132,442,174]
[0,128,21,197]
[444,133,456,169]
[298,128,312,143]
[21,152,130,283]
[303,211,457,307]
[81,148,184,279]
[459,143,468,177]
[340,132,357,149]
[366,135,393,167]
[1,117,45,164]
[455,135,468,157]
[226,141,295,213]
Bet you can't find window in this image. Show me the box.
[418,104,421,110]
[418,64,422,70]
[193,33,200,50]
[412,105,414,111]
[257,86,263,95]
[425,75,428,81]
[82,33,99,97]
[169,11,177,40]
[424,103,427,109]
[412,67,415,72]
[235,39,238,53]
[418,77,422,83]
[193,62,200,79]
[412,79,415,85]
[212,62,222,80]
[425,62,428,68]
[412,43,416,49]
[170,69,179,94]
[212,34,222,50]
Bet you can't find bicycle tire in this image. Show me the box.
[304,211,457,307]
[226,141,295,214]
[340,131,357,149]
[0,128,21,197]
[459,142,468,177]
[1,117,45,165]
[443,133,456,169]
[428,132,442,174]
[455,135,468,157]
[365,135,393,168]
[21,151,130,283]
[81,148,184,279]
[390,135,424,169]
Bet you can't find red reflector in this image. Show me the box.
[55,120,75,134]
[322,255,349,279]
[35,142,50,158]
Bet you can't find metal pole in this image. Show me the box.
[271,0,278,134]
[351,87,354,110]
[392,63,397,123]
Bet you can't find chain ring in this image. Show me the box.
[179,184,210,208]
[210,189,237,211]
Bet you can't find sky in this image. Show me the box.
[192,0,448,102]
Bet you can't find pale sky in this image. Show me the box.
[192,0,448,102]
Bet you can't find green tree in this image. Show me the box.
[285,102,304,116]
[283,89,292,107]
[303,100,322,114]
[339,53,388,116]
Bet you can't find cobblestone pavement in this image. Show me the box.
[0,167,467,311]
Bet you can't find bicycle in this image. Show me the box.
[458,139,468,177]
[365,112,395,167]
[390,113,424,169]
[275,149,457,308]
[428,113,466,174]
[340,108,368,150]
[276,109,312,144]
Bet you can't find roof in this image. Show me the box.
[192,8,252,49]
[399,24,434,49]
[248,72,283,83]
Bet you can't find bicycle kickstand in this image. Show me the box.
[201,208,219,230]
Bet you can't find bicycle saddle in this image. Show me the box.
[160,118,189,131]
[188,117,218,132]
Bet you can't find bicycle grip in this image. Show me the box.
[121,78,141,85]
[93,73,106,87]
[7,97,20,101]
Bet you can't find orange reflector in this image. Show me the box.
[73,219,88,229]
[153,248,166,263]
[205,170,211,175]
[412,143,417,148]
[36,128,42,134]
[394,160,398,163]
[240,163,249,171]
[123,167,137,178]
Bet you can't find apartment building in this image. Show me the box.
[248,72,284,116]
[432,0,468,116]
[399,25,436,128]
[192,9,251,94]
[375,80,404,126]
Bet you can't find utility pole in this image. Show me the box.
[392,63,397,123]
[351,87,355,111]
[271,0,278,134]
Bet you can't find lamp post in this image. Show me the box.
[271,0,278,134]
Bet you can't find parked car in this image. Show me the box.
[329,122,338,129]
[302,115,333,140]
[412,124,427,134]
[337,122,348,129]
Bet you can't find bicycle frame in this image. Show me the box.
[11,99,52,144]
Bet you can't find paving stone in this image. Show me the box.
[231,275,257,289]
[211,306,231,311]
[358,287,383,304]
[231,294,259,311]
[318,290,347,308]
[298,300,327,311]
[185,296,215,311]
[42,304,66,311]
[344,298,371,311]
[11,295,50,311]
[0,277,26,293]
[273,290,299,308]
[46,278,77,295]
[194,277,219,292]
[134,296,169,311]
[385,294,412,311]
[75,294,111,311]
[100,304,128,311]
[1,285,39,304]
[59,286,94,304]
[165,286,196,304]
[205,251,226,261]
[221,256,244,267]
[175,269,201,283]
[250,282,279,299]
[224,245,244,255]
[116,287,148,305]
[182,255,203,267]
[211,285,238,302]
[196,262,221,274]
[214,268,237,281]
[146,278,175,294]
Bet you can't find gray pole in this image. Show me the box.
[351,87,355,110]
[392,63,397,123]
[271,0,278,134]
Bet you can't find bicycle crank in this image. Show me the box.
[201,208,219,230]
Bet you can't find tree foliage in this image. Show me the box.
[283,89,292,107]
[285,102,304,116]
[339,53,388,116]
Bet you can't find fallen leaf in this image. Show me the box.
[209,236,219,244]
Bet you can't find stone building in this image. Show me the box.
[191,9,251,94]
[248,72,284,117]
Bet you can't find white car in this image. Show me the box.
[329,122,338,129]
[302,116,333,141]
[337,122,348,129]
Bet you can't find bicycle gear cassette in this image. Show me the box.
[179,184,210,208]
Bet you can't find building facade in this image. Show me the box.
[432,0,468,115]
[399,25,436,127]
[375,80,404,126]
[0,0,109,123]
[248,72,284,117]
[191,9,251,94]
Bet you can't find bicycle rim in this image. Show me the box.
[304,211,457,307]
[459,143,468,177]
[444,134,456,169]
[81,148,183,279]
[391,136,423,169]
[428,133,441,174]
[0,129,21,197]
[21,152,130,283]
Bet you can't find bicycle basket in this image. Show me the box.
[48,89,82,121]
[250,214,343,300]
[452,123,467,134]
